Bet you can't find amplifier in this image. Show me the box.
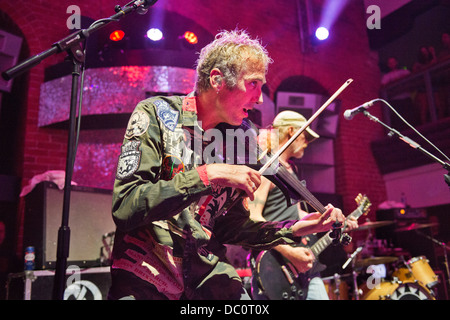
[23,182,116,269]
[376,207,427,220]
[6,266,111,300]
[375,208,435,266]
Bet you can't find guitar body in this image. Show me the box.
[298,234,327,275]
[254,235,326,300]
[255,249,309,300]
[253,194,371,300]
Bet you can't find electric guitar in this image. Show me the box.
[253,193,371,300]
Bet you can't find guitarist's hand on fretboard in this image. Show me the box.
[344,215,359,231]
[292,204,345,237]
[253,194,371,300]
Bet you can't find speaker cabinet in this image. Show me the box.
[275,91,340,138]
[6,267,111,300]
[0,30,23,93]
[23,182,115,269]
[276,91,340,194]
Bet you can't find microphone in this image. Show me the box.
[343,99,378,120]
[342,246,363,269]
[132,0,158,14]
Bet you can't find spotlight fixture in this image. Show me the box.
[315,27,329,41]
[109,30,125,41]
[146,28,163,41]
[183,31,198,44]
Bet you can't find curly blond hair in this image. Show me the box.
[195,29,272,93]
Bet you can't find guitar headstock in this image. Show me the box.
[355,193,371,216]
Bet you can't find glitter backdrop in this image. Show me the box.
[39,66,196,127]
[39,66,196,189]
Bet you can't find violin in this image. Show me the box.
[217,79,354,239]
[265,163,343,244]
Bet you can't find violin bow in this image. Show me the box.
[258,78,353,175]
[218,79,353,216]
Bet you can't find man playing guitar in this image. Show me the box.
[248,110,360,300]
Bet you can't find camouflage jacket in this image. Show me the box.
[110,93,299,299]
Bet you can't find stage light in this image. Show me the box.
[146,28,163,41]
[315,27,329,41]
[109,30,125,42]
[183,31,198,44]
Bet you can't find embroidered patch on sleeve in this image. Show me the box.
[125,110,150,139]
[161,155,185,180]
[154,100,179,131]
[116,140,141,180]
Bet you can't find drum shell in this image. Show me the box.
[408,256,439,289]
[392,268,414,282]
[323,278,349,300]
[361,280,434,300]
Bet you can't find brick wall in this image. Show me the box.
[1,0,387,252]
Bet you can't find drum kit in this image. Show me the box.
[322,219,449,300]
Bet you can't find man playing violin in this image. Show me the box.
[248,110,359,300]
[108,29,346,300]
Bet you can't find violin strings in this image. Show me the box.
[240,120,327,214]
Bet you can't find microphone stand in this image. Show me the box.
[361,110,450,189]
[415,229,450,299]
[342,246,363,300]
[362,104,450,298]
[2,0,158,300]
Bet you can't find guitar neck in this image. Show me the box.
[275,166,370,258]
[310,205,364,258]
[310,231,333,258]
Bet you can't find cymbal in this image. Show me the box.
[354,256,398,268]
[396,222,438,232]
[353,220,395,231]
